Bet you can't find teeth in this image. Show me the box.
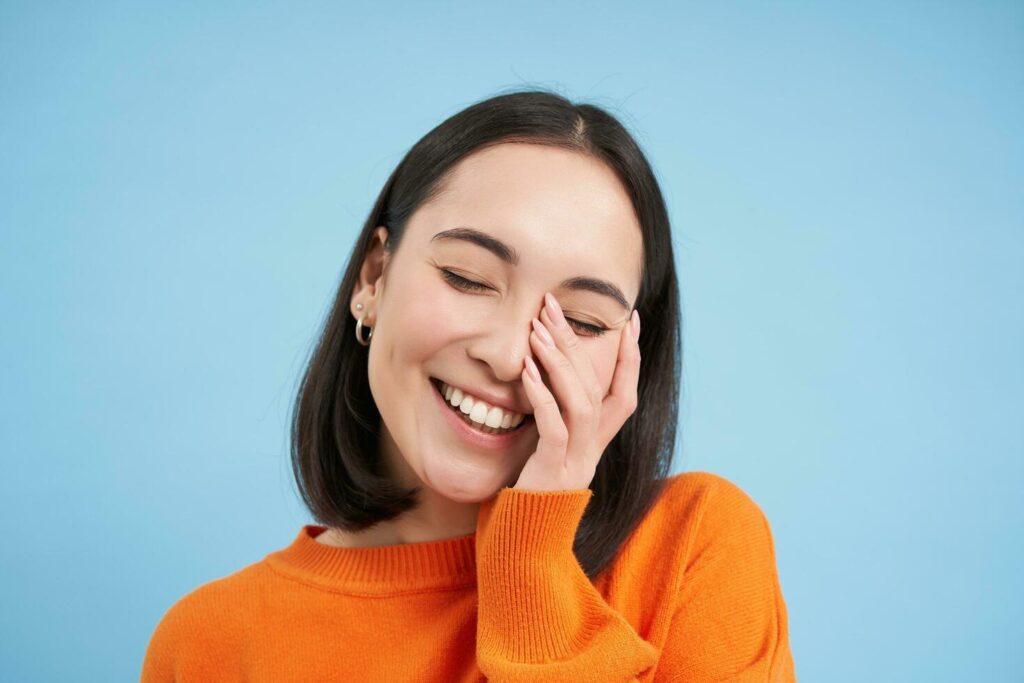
[469,401,488,424]
[485,406,503,428]
[440,381,524,429]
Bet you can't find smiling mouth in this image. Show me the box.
[431,378,532,436]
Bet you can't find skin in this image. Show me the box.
[318,141,643,549]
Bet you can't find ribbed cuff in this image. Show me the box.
[478,485,593,560]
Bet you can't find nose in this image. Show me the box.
[465,303,538,385]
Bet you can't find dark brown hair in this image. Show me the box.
[289,87,681,581]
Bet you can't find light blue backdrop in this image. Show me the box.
[2,2,1020,681]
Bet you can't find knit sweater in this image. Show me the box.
[141,471,796,682]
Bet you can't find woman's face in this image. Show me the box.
[355,142,643,502]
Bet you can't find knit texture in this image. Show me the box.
[141,471,796,682]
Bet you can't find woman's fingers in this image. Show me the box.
[528,322,593,429]
[530,322,599,440]
[520,355,569,470]
[597,309,641,447]
[538,294,604,406]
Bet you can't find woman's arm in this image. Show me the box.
[474,475,797,683]
[474,486,660,683]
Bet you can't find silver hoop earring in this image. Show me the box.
[355,316,373,346]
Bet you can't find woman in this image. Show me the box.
[141,89,796,682]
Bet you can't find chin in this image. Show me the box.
[417,456,511,503]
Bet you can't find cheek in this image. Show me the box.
[380,273,460,360]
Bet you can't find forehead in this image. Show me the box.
[410,142,643,294]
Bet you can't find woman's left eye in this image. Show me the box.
[567,319,608,336]
[439,268,608,337]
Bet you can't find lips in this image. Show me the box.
[431,377,532,436]
[428,378,536,454]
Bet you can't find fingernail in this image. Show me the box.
[630,310,640,341]
[524,355,541,381]
[544,292,568,329]
[532,317,555,347]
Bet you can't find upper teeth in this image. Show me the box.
[440,382,525,430]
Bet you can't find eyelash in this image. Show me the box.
[438,268,609,337]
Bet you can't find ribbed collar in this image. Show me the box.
[263,523,479,594]
[261,487,595,595]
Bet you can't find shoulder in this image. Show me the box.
[151,561,266,633]
[660,470,769,521]
[142,562,266,676]
[657,470,779,570]
[633,471,778,570]
[644,470,770,529]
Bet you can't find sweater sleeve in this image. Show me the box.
[140,582,244,682]
[474,486,660,683]
[655,476,797,682]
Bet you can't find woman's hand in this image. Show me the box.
[514,292,642,492]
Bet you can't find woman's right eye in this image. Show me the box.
[439,268,491,293]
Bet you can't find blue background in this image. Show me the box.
[2,2,1021,681]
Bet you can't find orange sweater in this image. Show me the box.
[141,471,796,682]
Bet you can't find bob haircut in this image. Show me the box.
[290,87,682,581]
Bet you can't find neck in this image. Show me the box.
[318,430,482,549]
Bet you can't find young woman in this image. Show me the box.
[142,89,796,682]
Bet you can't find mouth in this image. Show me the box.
[430,377,533,438]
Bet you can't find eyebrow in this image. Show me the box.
[431,226,632,311]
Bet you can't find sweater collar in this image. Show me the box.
[263,524,479,594]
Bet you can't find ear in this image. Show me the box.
[350,226,390,318]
